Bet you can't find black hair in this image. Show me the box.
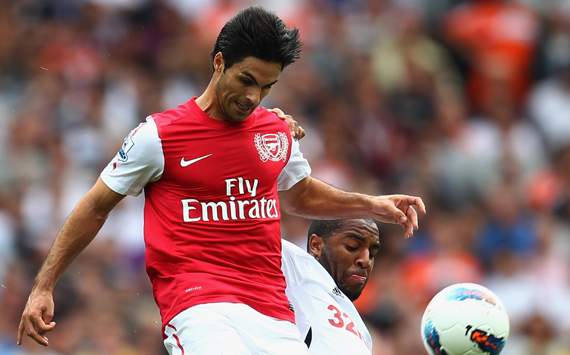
[211,6,301,70]
[307,219,378,248]
[307,220,345,242]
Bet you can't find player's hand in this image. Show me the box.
[369,195,426,238]
[269,108,305,140]
[17,289,56,346]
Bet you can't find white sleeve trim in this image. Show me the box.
[278,139,311,191]
[100,117,164,196]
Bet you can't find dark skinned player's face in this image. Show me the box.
[310,220,380,301]
[214,54,281,123]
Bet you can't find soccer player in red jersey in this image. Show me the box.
[17,7,425,354]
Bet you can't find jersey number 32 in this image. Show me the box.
[327,304,362,339]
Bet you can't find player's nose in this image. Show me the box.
[245,88,261,107]
[355,250,371,270]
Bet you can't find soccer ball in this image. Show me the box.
[421,283,510,355]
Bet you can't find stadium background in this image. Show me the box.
[1,0,570,354]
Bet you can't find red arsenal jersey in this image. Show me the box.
[101,98,311,327]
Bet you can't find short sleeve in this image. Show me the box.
[277,139,311,191]
[100,117,164,196]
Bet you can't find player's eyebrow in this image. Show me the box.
[343,233,365,242]
[241,71,278,88]
[343,233,380,247]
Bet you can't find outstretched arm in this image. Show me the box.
[279,176,426,238]
[17,178,124,346]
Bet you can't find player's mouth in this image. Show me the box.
[347,273,367,285]
[235,101,253,115]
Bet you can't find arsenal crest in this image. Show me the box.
[254,132,288,162]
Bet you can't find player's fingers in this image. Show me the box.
[390,204,414,238]
[271,108,296,130]
[296,126,305,140]
[384,203,407,225]
[39,321,56,333]
[23,317,49,346]
[268,107,285,118]
[16,319,24,345]
[285,116,300,138]
[412,196,426,214]
[291,123,300,139]
[31,313,55,333]
[407,206,419,231]
[43,308,54,324]
[406,223,414,238]
[405,221,414,239]
[395,196,426,214]
[284,115,295,127]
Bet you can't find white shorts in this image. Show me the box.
[163,302,310,355]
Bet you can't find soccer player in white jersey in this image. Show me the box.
[17,6,425,354]
[282,219,379,355]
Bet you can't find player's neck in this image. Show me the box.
[196,90,218,118]
[196,82,225,121]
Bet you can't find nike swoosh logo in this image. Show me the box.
[180,154,213,167]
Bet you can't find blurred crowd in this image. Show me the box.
[1,0,570,354]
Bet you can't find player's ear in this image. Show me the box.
[213,52,225,72]
[308,234,324,260]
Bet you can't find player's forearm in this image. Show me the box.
[281,177,372,219]
[33,188,115,291]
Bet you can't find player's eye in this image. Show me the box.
[240,77,254,86]
[345,245,359,252]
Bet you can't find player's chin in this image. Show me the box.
[232,102,253,119]
[224,110,247,122]
[221,105,248,123]
[345,287,364,302]
[341,282,365,301]
[229,112,249,123]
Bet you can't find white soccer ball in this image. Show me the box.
[421,283,510,355]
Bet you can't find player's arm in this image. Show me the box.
[17,179,124,346]
[18,117,162,346]
[279,176,426,238]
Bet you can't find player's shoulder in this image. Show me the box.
[282,239,307,257]
[282,239,320,286]
[254,107,289,129]
[281,239,332,282]
[151,100,193,127]
[281,239,318,270]
[115,116,162,160]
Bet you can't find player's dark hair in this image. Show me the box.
[307,219,378,249]
[307,220,345,242]
[211,6,301,70]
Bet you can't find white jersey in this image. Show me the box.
[281,240,372,355]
